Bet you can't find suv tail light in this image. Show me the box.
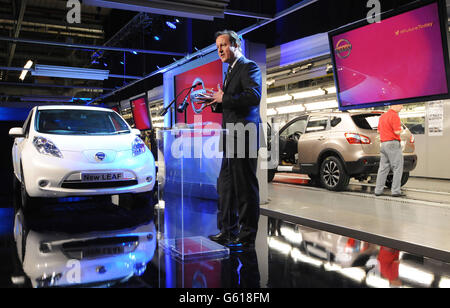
[345,238,369,253]
[345,133,371,145]
[410,134,415,144]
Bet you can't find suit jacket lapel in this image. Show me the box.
[224,57,244,92]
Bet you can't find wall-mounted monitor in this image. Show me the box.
[329,0,450,110]
[130,96,152,130]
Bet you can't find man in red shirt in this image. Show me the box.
[378,246,402,286]
[375,104,405,197]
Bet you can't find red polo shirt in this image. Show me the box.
[378,109,402,142]
[378,246,400,282]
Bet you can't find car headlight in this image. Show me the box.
[132,137,146,156]
[33,136,63,158]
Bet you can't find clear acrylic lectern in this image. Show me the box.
[157,128,229,261]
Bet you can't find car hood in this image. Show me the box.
[36,133,138,152]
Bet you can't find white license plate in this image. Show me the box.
[82,246,124,258]
[82,172,124,182]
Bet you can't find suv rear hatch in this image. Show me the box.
[351,112,415,154]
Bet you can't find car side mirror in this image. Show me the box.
[131,128,141,136]
[9,127,25,138]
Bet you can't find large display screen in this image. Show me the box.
[174,59,223,126]
[329,0,450,110]
[131,96,152,130]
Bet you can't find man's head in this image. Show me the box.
[390,104,403,113]
[215,30,242,64]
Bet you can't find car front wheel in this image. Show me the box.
[20,175,34,212]
[12,175,21,211]
[19,164,39,212]
[320,156,350,191]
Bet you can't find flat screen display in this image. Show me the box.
[329,0,450,110]
[131,96,152,130]
[174,59,223,126]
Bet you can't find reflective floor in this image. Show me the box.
[274,173,450,207]
[0,195,449,288]
[267,175,450,262]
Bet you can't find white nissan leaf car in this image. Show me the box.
[9,105,156,208]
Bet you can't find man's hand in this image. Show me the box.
[199,84,224,110]
[211,84,224,104]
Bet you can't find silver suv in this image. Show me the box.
[268,111,418,191]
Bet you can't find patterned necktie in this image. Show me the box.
[224,65,232,88]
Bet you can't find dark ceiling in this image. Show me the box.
[0,0,425,105]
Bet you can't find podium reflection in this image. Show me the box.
[158,248,260,288]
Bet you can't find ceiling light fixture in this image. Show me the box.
[267,94,292,104]
[19,95,91,103]
[19,60,33,81]
[323,86,337,94]
[31,64,109,80]
[166,21,177,29]
[304,100,338,111]
[276,105,306,114]
[267,86,338,104]
[291,89,324,100]
[266,79,275,86]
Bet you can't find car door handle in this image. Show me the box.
[317,136,326,141]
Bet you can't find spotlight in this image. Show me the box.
[166,21,176,29]
[132,51,138,55]
[153,35,160,41]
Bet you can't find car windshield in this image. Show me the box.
[35,109,130,135]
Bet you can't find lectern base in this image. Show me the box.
[159,236,229,261]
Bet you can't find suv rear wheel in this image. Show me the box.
[320,156,350,191]
[268,169,276,183]
[385,172,410,189]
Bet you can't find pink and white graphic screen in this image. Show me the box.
[332,2,448,108]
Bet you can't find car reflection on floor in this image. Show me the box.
[11,196,156,288]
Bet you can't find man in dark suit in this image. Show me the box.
[204,30,262,248]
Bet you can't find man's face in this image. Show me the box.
[216,34,237,64]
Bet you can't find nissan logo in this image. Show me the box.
[95,152,106,161]
[335,39,352,59]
